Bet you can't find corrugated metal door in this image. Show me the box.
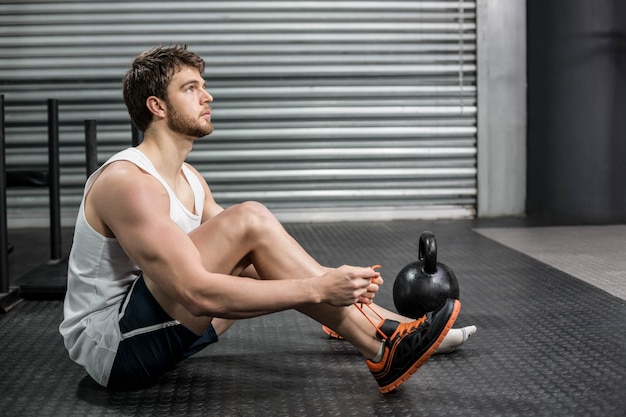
[0,0,477,225]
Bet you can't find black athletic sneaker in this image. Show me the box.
[366,298,461,393]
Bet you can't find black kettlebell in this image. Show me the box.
[393,231,460,318]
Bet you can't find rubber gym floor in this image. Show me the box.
[1,219,625,417]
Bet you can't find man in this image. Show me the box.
[59,45,464,394]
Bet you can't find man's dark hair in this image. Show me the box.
[123,45,205,132]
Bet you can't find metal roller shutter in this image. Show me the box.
[0,0,477,226]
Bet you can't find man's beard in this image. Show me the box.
[166,102,214,138]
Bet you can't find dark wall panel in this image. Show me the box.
[527,0,626,223]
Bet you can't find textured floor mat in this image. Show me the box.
[1,220,625,416]
[476,225,626,300]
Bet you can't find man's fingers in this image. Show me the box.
[370,275,383,286]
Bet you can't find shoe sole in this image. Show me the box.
[322,325,343,340]
[378,299,461,394]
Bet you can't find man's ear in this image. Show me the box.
[146,96,166,118]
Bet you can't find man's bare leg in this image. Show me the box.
[144,201,385,360]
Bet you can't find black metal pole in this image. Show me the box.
[84,120,98,178]
[48,99,62,262]
[0,95,9,293]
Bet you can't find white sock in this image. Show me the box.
[372,341,385,363]
[435,325,477,355]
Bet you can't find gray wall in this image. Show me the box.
[0,1,531,225]
[476,0,527,217]
[1,1,478,226]
[527,0,626,224]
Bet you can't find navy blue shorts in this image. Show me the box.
[107,275,218,390]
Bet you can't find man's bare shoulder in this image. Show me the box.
[96,160,159,189]
[98,159,146,179]
[90,160,168,209]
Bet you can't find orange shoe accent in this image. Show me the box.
[321,325,344,340]
[367,299,461,394]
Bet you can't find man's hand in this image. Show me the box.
[316,265,383,307]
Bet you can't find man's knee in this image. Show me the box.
[199,201,279,245]
[230,201,276,226]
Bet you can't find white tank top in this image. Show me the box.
[59,147,204,386]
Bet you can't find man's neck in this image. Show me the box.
[136,132,194,184]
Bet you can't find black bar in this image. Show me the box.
[0,95,9,293]
[84,120,98,178]
[47,99,62,262]
[131,121,143,146]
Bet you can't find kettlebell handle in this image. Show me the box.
[418,231,437,274]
